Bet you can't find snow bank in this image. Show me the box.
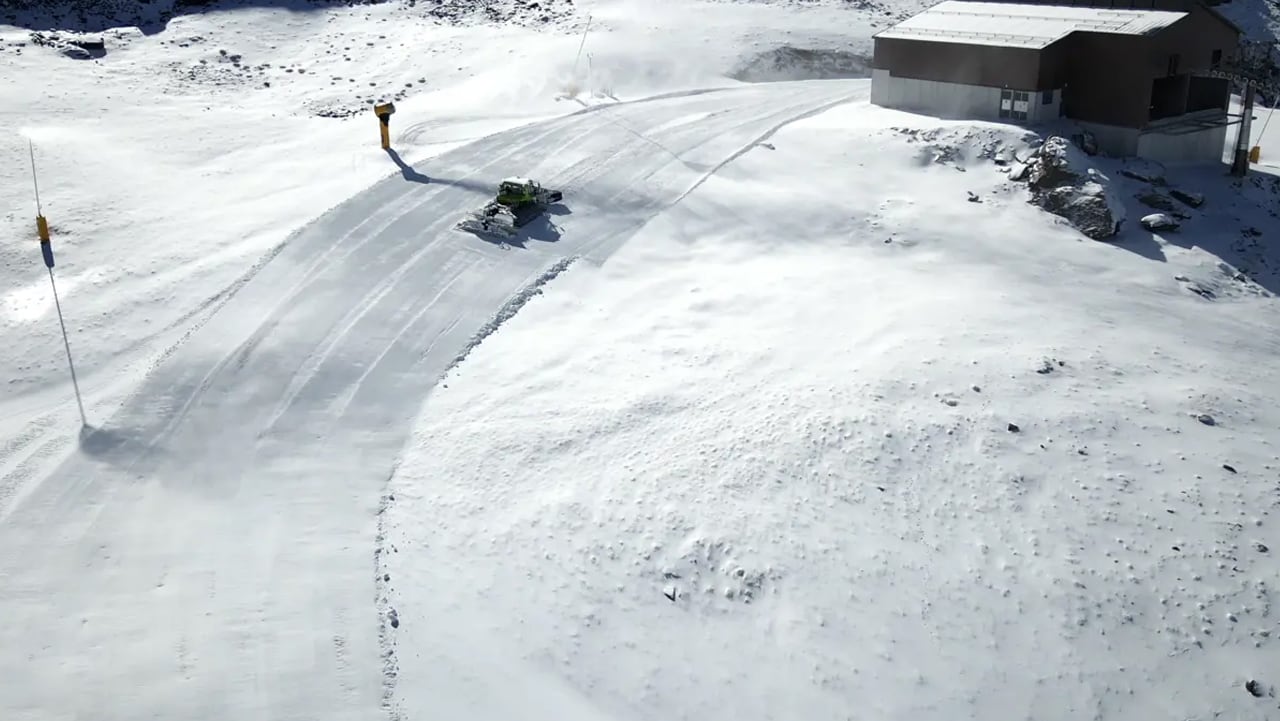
[384,101,1280,720]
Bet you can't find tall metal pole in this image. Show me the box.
[29,140,43,215]
[573,14,592,78]
[1232,82,1256,177]
[28,139,87,428]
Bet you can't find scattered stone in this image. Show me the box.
[967,191,982,203]
[1223,464,1238,474]
[1121,168,1166,185]
[663,586,677,602]
[1007,423,1021,433]
[1256,542,1270,553]
[1138,192,1176,211]
[1245,679,1264,698]
[67,35,104,52]
[1141,213,1180,231]
[1170,188,1205,208]
[1197,414,1216,426]
[387,608,399,629]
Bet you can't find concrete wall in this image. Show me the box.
[871,69,1004,120]
[1078,116,1228,165]
[1076,121,1141,156]
[1033,88,1063,124]
[1137,123,1230,166]
[871,70,1063,124]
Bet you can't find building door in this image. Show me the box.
[999,89,1030,121]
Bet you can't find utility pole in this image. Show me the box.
[28,140,87,428]
[573,13,592,78]
[1231,82,1256,177]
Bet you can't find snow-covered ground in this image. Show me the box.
[384,105,1280,720]
[1,0,1279,720]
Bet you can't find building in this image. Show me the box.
[870,0,1241,164]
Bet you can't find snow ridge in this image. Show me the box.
[375,463,404,721]
[443,255,579,375]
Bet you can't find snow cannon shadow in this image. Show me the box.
[728,46,872,83]
[384,149,493,195]
[385,148,430,184]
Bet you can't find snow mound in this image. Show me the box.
[729,46,872,83]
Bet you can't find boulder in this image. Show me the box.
[68,35,105,52]
[1138,192,1176,211]
[1170,188,1205,208]
[1120,168,1167,186]
[1024,136,1125,240]
[1141,213,1180,231]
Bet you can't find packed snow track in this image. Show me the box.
[0,80,867,721]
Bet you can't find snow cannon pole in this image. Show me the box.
[28,140,87,428]
[374,101,396,150]
[1232,82,1256,177]
[573,14,592,78]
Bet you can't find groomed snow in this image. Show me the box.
[383,105,1280,719]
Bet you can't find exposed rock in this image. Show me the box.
[67,34,104,51]
[1072,130,1098,155]
[1121,168,1167,185]
[729,46,872,83]
[28,29,105,58]
[1245,679,1264,698]
[1138,192,1176,211]
[1170,188,1205,208]
[1023,136,1124,240]
[1141,213,1180,231]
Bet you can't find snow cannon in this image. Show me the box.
[374,101,396,150]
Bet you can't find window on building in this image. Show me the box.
[1042,90,1053,105]
[1211,49,1223,67]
